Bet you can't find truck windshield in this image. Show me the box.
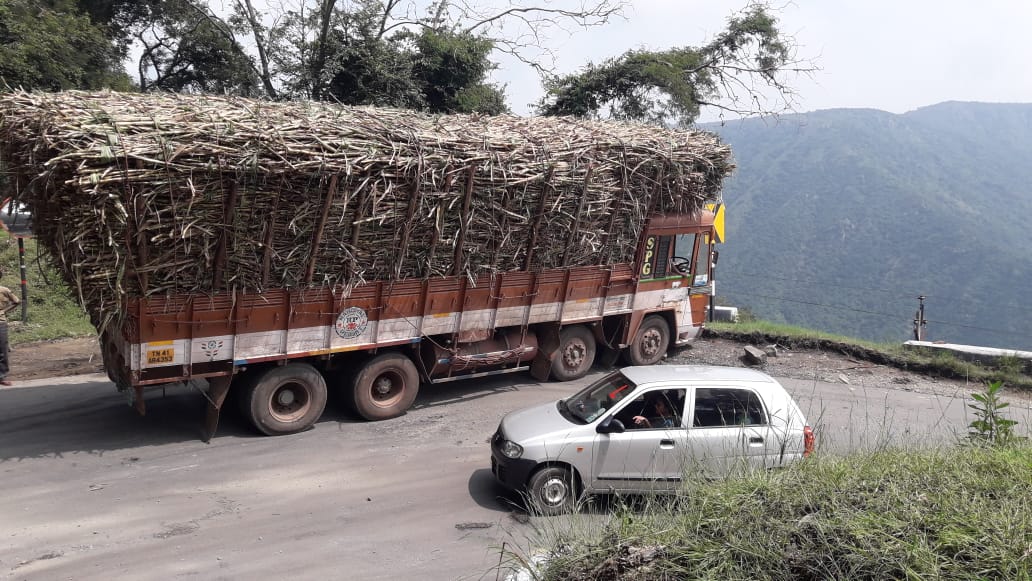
[563,371,638,424]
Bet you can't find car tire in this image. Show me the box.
[550,325,597,381]
[624,314,670,366]
[527,465,577,516]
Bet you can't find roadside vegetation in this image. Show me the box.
[0,233,94,344]
[705,320,1032,389]
[514,438,1032,580]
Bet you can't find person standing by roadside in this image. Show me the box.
[0,268,20,386]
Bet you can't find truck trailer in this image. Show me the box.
[0,91,732,438]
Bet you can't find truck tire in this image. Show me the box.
[624,314,670,366]
[242,364,328,436]
[551,325,596,381]
[351,353,420,421]
[527,465,577,516]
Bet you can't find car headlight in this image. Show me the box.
[500,440,524,459]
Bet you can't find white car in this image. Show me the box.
[490,365,815,515]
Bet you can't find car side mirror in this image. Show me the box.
[596,417,625,434]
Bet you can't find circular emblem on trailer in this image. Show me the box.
[335,307,369,339]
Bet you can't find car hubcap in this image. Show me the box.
[542,477,568,506]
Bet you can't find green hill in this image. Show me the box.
[703,103,1032,349]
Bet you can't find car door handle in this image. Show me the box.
[748,436,764,445]
[659,439,675,449]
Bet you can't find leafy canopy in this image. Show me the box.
[538,3,811,126]
[0,0,130,91]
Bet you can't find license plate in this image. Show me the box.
[146,348,174,365]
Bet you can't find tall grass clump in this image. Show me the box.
[529,444,1032,580]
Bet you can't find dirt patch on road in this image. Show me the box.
[8,336,105,382]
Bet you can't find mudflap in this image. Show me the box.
[529,322,561,381]
[202,376,233,443]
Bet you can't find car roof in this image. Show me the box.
[620,365,780,388]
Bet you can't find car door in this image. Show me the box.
[590,388,688,493]
[683,387,775,477]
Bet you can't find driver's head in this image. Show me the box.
[653,397,668,414]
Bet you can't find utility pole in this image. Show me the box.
[912,295,926,341]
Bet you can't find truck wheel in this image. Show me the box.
[551,325,597,381]
[527,466,577,516]
[624,314,671,366]
[352,353,420,421]
[243,364,328,436]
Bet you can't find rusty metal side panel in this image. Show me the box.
[287,287,335,355]
[233,290,289,361]
[528,270,566,324]
[377,279,425,343]
[560,266,610,322]
[494,272,534,328]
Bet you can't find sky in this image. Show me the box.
[491,0,1032,120]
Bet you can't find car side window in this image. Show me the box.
[692,388,768,427]
[613,389,686,429]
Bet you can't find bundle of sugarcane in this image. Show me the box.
[0,90,732,330]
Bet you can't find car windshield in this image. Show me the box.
[563,371,638,424]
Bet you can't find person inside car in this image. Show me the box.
[632,395,677,428]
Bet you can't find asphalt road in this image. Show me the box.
[1,368,1030,581]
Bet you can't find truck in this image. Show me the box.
[0,91,731,439]
[103,209,722,438]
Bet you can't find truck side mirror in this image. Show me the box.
[596,417,626,434]
[712,249,719,266]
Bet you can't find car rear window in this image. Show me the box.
[692,388,768,427]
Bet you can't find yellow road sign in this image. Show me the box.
[705,203,725,243]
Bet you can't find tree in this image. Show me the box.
[0,0,131,91]
[135,0,259,94]
[112,0,622,112]
[412,29,506,114]
[537,3,815,126]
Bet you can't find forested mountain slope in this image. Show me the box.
[704,102,1032,349]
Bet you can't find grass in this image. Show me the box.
[705,320,1032,389]
[0,233,95,345]
[517,442,1032,580]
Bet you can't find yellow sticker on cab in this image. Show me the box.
[146,348,174,365]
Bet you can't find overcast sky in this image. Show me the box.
[493,0,1032,120]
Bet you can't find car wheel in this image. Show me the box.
[550,325,597,381]
[624,314,670,366]
[527,466,577,516]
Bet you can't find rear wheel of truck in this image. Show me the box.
[551,325,596,381]
[351,353,420,421]
[624,314,670,366]
[243,364,328,436]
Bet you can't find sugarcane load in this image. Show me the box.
[0,90,733,438]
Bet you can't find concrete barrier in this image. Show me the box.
[903,341,1032,365]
